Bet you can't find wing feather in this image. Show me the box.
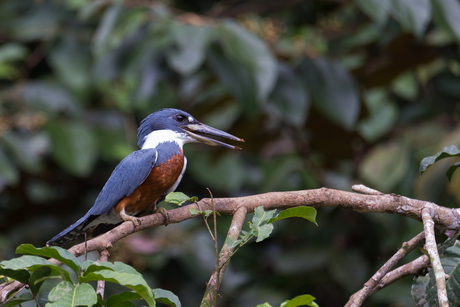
[46,149,158,246]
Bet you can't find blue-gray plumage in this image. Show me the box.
[46,108,243,247]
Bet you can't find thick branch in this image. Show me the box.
[2,188,460,304]
[65,188,460,257]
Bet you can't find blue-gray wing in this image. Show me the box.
[88,148,158,216]
[46,149,158,246]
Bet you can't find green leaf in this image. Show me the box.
[165,192,197,206]
[268,206,317,225]
[239,230,252,242]
[5,293,34,307]
[203,210,214,217]
[253,206,277,224]
[47,121,97,176]
[106,291,143,307]
[432,0,460,42]
[254,224,273,242]
[23,82,80,116]
[0,43,28,63]
[424,243,460,306]
[48,281,97,307]
[153,288,181,307]
[268,63,310,127]
[218,20,277,103]
[255,303,273,307]
[0,269,30,284]
[299,57,359,130]
[411,275,430,307]
[187,151,245,193]
[354,0,391,25]
[447,162,460,182]
[359,143,410,192]
[419,145,460,176]
[93,3,122,56]
[16,244,81,276]
[249,208,276,242]
[189,208,201,215]
[0,255,69,281]
[441,245,460,305]
[390,0,431,38]
[48,37,90,91]
[358,89,398,142]
[80,262,155,307]
[0,148,19,184]
[83,262,115,276]
[281,294,318,307]
[208,45,259,118]
[439,232,460,254]
[166,23,212,75]
[29,266,52,294]
[1,255,54,271]
[225,238,242,249]
[391,71,418,100]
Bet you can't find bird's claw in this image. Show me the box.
[120,209,141,231]
[154,207,170,226]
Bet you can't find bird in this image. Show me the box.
[46,108,244,247]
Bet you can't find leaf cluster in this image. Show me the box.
[411,233,460,306]
[0,244,180,307]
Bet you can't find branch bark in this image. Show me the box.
[96,250,110,299]
[422,206,448,307]
[1,187,460,304]
[201,206,248,307]
[345,231,426,307]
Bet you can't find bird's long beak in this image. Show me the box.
[182,123,244,150]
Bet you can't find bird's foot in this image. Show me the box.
[154,207,170,226]
[120,209,141,231]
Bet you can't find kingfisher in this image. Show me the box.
[46,108,243,247]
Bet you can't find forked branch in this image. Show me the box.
[1,187,460,305]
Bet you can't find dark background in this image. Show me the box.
[1,0,460,306]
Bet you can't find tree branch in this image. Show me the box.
[1,188,460,304]
[345,231,426,307]
[422,206,448,307]
[96,250,110,299]
[201,206,248,307]
[369,254,430,295]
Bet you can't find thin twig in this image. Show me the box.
[201,206,248,307]
[352,184,384,195]
[345,231,426,307]
[368,254,430,296]
[422,206,448,307]
[0,284,25,306]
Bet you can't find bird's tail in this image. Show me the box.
[46,215,97,247]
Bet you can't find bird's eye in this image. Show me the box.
[175,114,186,123]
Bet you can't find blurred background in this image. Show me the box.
[1,0,460,306]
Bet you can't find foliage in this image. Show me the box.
[413,149,460,306]
[2,0,460,305]
[0,244,180,306]
[411,232,460,307]
[420,145,460,182]
[256,294,318,307]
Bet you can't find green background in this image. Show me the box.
[1,0,460,306]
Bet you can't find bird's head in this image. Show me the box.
[137,108,244,149]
